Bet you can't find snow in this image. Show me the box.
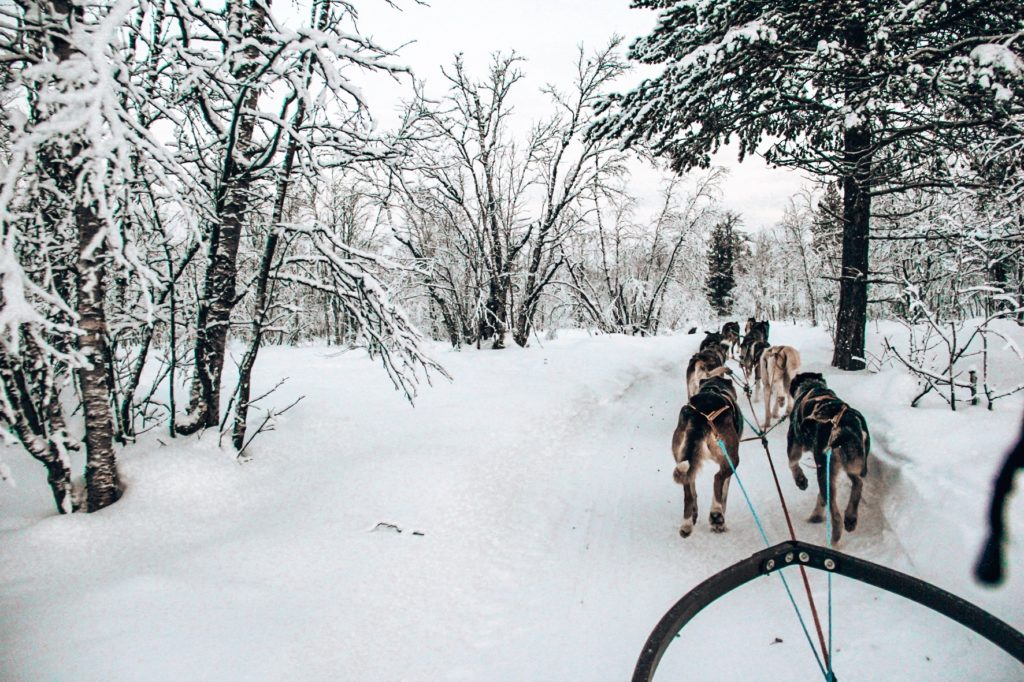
[972,45,1024,76]
[1,323,1023,680]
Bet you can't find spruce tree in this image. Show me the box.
[706,212,742,316]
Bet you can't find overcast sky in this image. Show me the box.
[353,0,810,229]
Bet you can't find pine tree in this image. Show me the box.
[706,212,742,316]
[593,1,1024,369]
[812,183,842,266]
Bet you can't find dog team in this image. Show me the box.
[673,318,871,544]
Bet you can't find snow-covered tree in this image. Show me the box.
[387,41,628,348]
[705,211,741,316]
[0,0,181,511]
[593,0,1024,370]
[562,170,721,334]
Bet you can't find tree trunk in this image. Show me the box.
[76,203,122,511]
[231,0,328,450]
[0,352,75,513]
[230,211,284,451]
[832,18,871,371]
[179,164,252,433]
[32,0,121,511]
[178,2,265,434]
[831,123,871,370]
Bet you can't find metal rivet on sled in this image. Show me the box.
[785,552,794,563]
[799,551,810,563]
[766,559,776,571]
[824,559,836,571]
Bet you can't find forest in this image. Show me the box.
[2,0,1021,513]
[2,2,1024,680]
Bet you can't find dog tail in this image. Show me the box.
[672,405,707,481]
[685,356,701,397]
[782,349,800,395]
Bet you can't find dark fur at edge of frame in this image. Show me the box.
[787,371,871,544]
[976,411,1024,585]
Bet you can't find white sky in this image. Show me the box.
[354,0,810,229]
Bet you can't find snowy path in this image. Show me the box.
[2,324,1022,680]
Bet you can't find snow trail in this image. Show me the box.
[1,324,1022,680]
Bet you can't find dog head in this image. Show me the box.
[696,346,726,367]
[701,330,723,344]
[698,373,737,401]
[749,320,769,340]
[700,331,725,354]
[790,371,826,398]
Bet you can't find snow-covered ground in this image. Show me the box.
[2,323,1022,680]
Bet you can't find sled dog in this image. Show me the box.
[787,372,871,544]
[721,321,741,359]
[686,331,728,397]
[739,320,770,397]
[671,368,744,537]
[744,318,771,340]
[760,345,801,426]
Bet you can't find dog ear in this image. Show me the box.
[789,375,805,397]
[790,372,820,397]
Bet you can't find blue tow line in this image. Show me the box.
[718,438,829,679]
[825,447,836,682]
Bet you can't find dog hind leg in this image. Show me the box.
[844,467,864,533]
[710,464,730,532]
[810,449,844,543]
[674,457,698,538]
[787,432,808,490]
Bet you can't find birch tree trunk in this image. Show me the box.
[178,1,266,434]
[48,0,122,510]
[76,201,121,511]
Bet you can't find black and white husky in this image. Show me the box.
[787,372,871,544]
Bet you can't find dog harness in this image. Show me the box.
[804,394,849,449]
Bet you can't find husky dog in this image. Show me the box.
[787,372,871,544]
[739,320,770,397]
[761,345,801,426]
[700,331,728,356]
[671,368,744,537]
[744,318,771,340]
[740,338,770,398]
[686,331,728,397]
[721,321,741,359]
[686,344,726,398]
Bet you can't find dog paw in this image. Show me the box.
[844,516,858,532]
[795,474,808,491]
[710,522,728,533]
[709,511,726,530]
[679,526,692,538]
[807,512,824,524]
